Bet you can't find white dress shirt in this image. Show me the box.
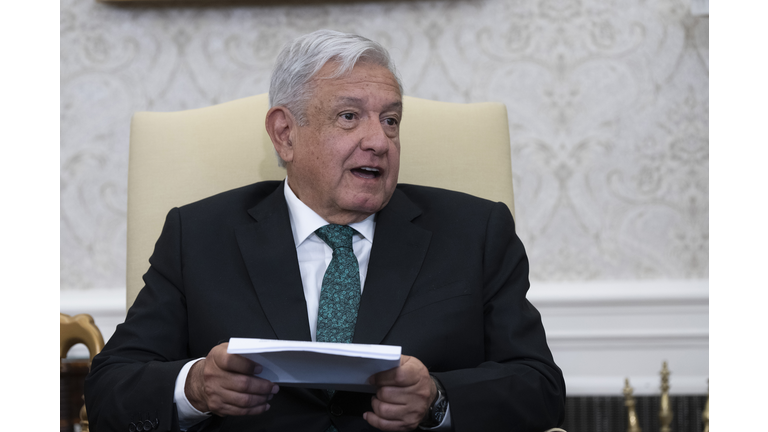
[174,179,449,430]
[283,178,375,341]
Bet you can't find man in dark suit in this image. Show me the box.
[85,30,565,432]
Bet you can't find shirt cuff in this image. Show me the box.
[173,358,211,431]
[419,403,452,430]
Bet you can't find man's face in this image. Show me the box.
[285,61,402,224]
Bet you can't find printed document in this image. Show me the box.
[228,338,402,393]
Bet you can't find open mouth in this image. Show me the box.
[351,167,381,179]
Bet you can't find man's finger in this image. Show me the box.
[218,371,278,395]
[369,367,398,387]
[365,355,436,430]
[207,386,274,410]
[374,385,414,405]
[369,356,418,388]
[187,342,279,415]
[370,395,408,420]
[202,375,279,416]
[210,344,261,375]
[212,399,272,417]
[363,411,418,432]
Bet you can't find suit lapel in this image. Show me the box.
[353,189,431,345]
[234,184,431,346]
[235,182,312,342]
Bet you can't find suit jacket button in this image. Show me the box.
[143,420,153,431]
[330,403,343,416]
[128,423,136,432]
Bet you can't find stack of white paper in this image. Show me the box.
[227,338,402,393]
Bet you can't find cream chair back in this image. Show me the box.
[127,94,514,308]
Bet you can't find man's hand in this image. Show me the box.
[364,355,437,431]
[185,342,279,416]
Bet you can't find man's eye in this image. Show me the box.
[341,113,355,121]
[384,118,398,126]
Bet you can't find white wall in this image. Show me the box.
[530,280,708,395]
[60,0,709,395]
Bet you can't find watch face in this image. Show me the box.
[425,378,448,427]
[434,411,445,423]
[432,396,448,423]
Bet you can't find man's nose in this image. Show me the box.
[359,118,391,154]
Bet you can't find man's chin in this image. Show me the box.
[339,195,392,222]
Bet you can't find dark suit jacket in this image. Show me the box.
[85,181,565,432]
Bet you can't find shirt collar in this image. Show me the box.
[283,178,376,248]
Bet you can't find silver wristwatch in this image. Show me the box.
[421,376,448,428]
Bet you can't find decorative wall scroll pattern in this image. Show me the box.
[60,0,708,289]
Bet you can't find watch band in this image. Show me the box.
[421,376,448,428]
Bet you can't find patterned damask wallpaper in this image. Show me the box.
[60,0,708,290]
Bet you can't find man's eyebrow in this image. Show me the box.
[384,101,403,112]
[333,97,403,112]
[334,97,364,107]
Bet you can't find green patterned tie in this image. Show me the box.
[315,225,360,432]
[315,224,361,344]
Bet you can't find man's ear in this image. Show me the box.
[266,106,297,164]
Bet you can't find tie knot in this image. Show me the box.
[315,224,355,250]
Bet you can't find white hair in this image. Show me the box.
[269,29,403,167]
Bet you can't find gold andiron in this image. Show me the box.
[659,362,673,432]
[624,378,642,432]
